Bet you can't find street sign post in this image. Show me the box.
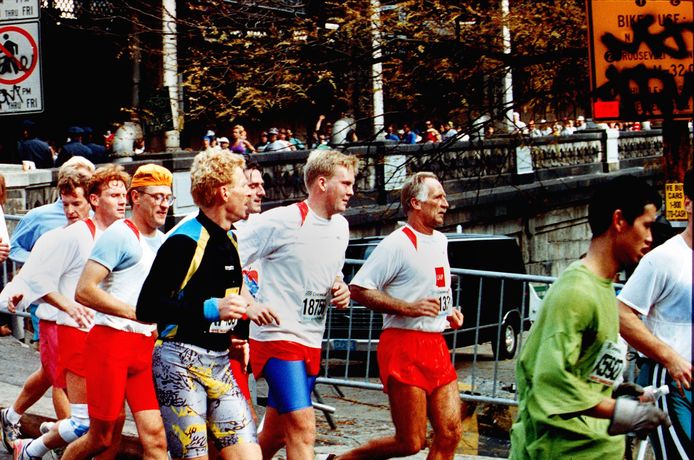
[0,20,42,115]
[0,0,40,22]
[587,0,694,121]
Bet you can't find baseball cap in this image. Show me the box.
[218,137,230,144]
[130,164,173,190]
[67,126,84,135]
[268,127,279,135]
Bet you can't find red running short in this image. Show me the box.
[85,325,158,421]
[249,339,321,379]
[377,328,457,395]
[39,320,64,389]
[57,325,88,382]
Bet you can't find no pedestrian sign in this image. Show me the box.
[0,21,42,115]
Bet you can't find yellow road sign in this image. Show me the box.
[587,0,694,121]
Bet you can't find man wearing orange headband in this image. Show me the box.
[61,164,174,460]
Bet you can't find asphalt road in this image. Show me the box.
[0,335,511,459]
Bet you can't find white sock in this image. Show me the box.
[5,407,21,424]
[26,438,49,458]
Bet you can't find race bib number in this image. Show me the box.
[208,287,240,334]
[432,288,453,316]
[301,289,329,322]
[588,340,627,386]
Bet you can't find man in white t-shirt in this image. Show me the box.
[236,149,357,459]
[0,165,93,453]
[334,172,464,460]
[9,164,130,460]
[617,168,693,459]
[61,164,173,460]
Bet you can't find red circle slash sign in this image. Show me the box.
[0,25,38,85]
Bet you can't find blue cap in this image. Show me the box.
[82,126,93,134]
[67,126,84,135]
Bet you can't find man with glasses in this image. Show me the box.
[60,164,174,460]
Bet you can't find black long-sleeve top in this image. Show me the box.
[136,210,248,351]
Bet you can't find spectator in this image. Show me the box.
[82,127,107,164]
[485,124,495,138]
[263,128,292,153]
[441,121,458,141]
[255,132,269,152]
[286,129,305,150]
[312,133,331,150]
[561,119,576,136]
[56,126,94,167]
[423,120,442,143]
[278,128,297,151]
[218,137,231,153]
[385,125,400,142]
[18,120,53,169]
[539,119,553,136]
[575,115,587,131]
[402,124,417,144]
[511,112,527,135]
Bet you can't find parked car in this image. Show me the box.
[327,232,529,360]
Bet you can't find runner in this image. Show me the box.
[230,159,267,422]
[137,151,277,460]
[510,175,670,459]
[10,164,130,460]
[617,168,693,460]
[333,172,464,460]
[0,165,92,452]
[60,164,174,460]
[236,149,357,460]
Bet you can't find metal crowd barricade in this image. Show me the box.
[320,259,560,406]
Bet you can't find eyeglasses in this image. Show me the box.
[139,191,175,206]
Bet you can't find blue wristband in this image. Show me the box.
[203,298,221,322]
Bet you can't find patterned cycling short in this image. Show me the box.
[152,340,258,459]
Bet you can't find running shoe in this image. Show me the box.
[12,439,42,460]
[1,408,21,452]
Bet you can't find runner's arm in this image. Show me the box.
[618,300,692,393]
[76,260,136,320]
[349,284,439,317]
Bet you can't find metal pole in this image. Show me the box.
[162,0,181,151]
[501,0,514,133]
[370,0,385,140]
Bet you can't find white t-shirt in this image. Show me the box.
[15,219,101,330]
[350,225,452,333]
[89,219,163,335]
[0,227,64,322]
[237,202,349,348]
[618,234,692,362]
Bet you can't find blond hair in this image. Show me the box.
[303,150,359,189]
[190,151,245,208]
[401,171,438,215]
[58,156,95,183]
[87,164,131,197]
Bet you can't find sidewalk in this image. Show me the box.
[0,335,508,459]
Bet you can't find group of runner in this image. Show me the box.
[0,147,689,460]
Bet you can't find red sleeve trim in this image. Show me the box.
[401,226,417,250]
[123,219,140,240]
[296,201,309,227]
[84,218,97,239]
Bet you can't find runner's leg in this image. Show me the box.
[337,379,428,460]
[426,380,462,460]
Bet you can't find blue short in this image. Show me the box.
[264,358,317,414]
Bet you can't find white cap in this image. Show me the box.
[218,137,229,144]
